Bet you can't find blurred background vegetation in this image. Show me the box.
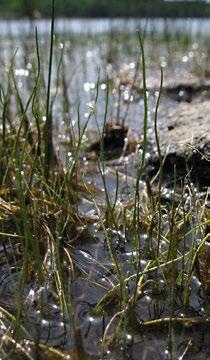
[0,0,210,18]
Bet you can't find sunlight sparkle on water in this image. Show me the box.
[192,276,201,287]
[26,62,32,69]
[126,251,137,256]
[123,90,130,101]
[84,82,95,91]
[15,68,29,77]
[160,56,167,67]
[164,350,170,359]
[101,83,107,90]
[88,316,95,322]
[41,319,48,326]
[87,101,95,110]
[182,55,189,63]
[86,50,94,57]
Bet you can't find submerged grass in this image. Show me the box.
[0,12,209,360]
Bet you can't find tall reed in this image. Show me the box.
[44,0,55,180]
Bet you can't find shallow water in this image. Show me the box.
[1,18,210,36]
[0,17,209,135]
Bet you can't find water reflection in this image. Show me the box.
[1,18,210,37]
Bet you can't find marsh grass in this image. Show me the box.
[44,0,55,180]
[0,12,209,360]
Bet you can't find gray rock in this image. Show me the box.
[147,101,210,187]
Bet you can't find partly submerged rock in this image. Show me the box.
[86,123,138,160]
[141,73,210,102]
[147,101,210,187]
[165,83,210,103]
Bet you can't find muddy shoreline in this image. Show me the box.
[86,81,210,188]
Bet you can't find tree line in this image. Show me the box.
[0,0,210,18]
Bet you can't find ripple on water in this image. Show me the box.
[0,267,74,350]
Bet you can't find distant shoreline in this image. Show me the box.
[1,15,210,20]
[1,1,210,20]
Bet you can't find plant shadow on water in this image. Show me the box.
[0,13,210,360]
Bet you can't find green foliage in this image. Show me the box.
[0,0,210,18]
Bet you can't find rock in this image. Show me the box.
[165,83,209,103]
[141,73,210,102]
[86,123,128,159]
[147,101,210,187]
[144,72,200,91]
[86,122,138,160]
